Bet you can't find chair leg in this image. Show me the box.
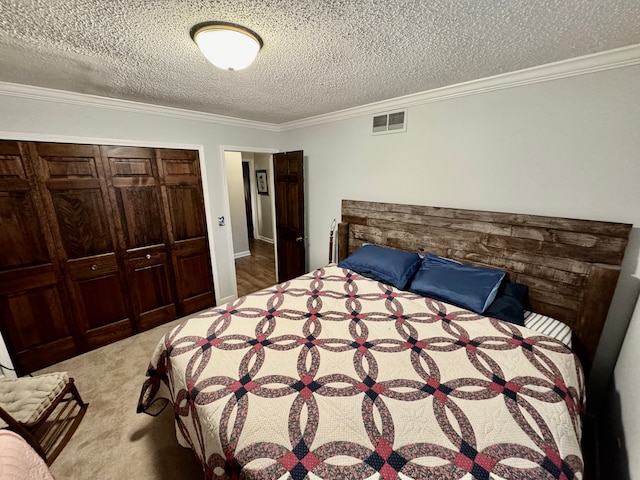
[39,378,89,465]
[44,400,88,465]
[69,380,86,407]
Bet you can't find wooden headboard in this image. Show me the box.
[337,199,632,372]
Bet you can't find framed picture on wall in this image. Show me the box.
[256,169,269,195]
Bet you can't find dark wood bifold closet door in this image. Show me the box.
[29,143,134,349]
[0,141,80,373]
[100,146,177,331]
[156,149,214,316]
[0,140,215,373]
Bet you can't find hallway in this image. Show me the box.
[234,238,277,297]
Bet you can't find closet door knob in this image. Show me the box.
[145,254,151,260]
[90,264,97,271]
[296,236,303,242]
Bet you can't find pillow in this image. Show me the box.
[408,254,506,314]
[484,282,529,326]
[338,244,421,290]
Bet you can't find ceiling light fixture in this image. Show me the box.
[190,21,263,71]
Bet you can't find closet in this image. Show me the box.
[0,140,214,374]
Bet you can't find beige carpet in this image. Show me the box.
[35,318,203,479]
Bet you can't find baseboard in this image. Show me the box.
[257,236,274,244]
[0,369,17,379]
[217,294,237,305]
[234,250,251,259]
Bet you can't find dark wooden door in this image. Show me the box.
[29,143,134,350]
[101,146,177,331]
[273,151,305,282]
[0,141,80,374]
[156,149,214,316]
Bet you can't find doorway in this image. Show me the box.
[223,150,277,297]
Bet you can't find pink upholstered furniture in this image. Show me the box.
[0,430,55,479]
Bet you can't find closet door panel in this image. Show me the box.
[174,239,214,314]
[157,149,214,315]
[115,186,164,248]
[66,253,129,346]
[31,143,134,347]
[0,141,80,373]
[105,147,164,249]
[2,287,66,347]
[128,248,176,330]
[101,146,177,330]
[0,192,49,270]
[0,267,77,372]
[0,143,50,269]
[166,186,206,240]
[49,188,114,258]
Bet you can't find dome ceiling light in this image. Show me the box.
[190,21,263,71]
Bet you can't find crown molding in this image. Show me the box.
[1,44,638,133]
[0,82,279,132]
[279,43,640,131]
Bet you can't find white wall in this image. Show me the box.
[0,93,280,304]
[224,151,250,256]
[281,64,640,405]
[254,153,274,242]
[610,289,640,477]
[0,331,17,379]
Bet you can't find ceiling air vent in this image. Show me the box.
[371,109,407,135]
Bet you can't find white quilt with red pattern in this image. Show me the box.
[138,265,584,480]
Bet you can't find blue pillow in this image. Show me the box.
[484,282,529,325]
[338,244,421,290]
[408,254,506,314]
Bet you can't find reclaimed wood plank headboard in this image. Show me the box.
[337,199,632,372]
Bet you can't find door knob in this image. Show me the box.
[296,236,303,242]
[145,254,151,260]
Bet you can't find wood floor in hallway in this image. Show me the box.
[235,238,277,298]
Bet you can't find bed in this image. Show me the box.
[138,200,631,480]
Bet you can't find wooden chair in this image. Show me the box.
[0,372,88,465]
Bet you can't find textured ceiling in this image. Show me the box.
[1,1,639,124]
